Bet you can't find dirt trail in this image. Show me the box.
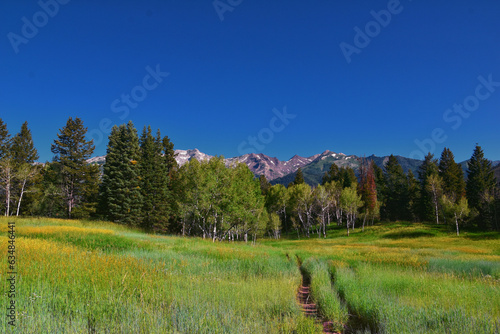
[296,260,338,334]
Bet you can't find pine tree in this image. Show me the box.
[10,122,40,216]
[139,127,171,232]
[0,118,11,160]
[259,175,271,196]
[466,145,496,230]
[438,148,465,201]
[51,117,98,218]
[384,155,409,221]
[407,170,420,222]
[418,153,439,221]
[338,166,358,189]
[99,122,143,225]
[291,168,305,186]
[0,118,11,215]
[322,163,339,185]
[372,163,387,219]
[11,122,39,164]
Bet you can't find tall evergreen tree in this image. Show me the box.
[466,145,496,230]
[384,155,409,221]
[338,166,358,189]
[322,163,339,185]
[372,163,387,219]
[11,122,39,164]
[0,118,11,215]
[0,118,11,160]
[51,117,98,218]
[139,127,171,231]
[10,122,40,216]
[438,148,465,201]
[99,122,143,225]
[291,168,305,186]
[418,153,439,221]
[259,175,271,196]
[407,170,420,222]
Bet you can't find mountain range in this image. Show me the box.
[88,149,500,186]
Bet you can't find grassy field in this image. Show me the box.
[1,217,499,333]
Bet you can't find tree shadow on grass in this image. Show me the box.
[382,231,436,239]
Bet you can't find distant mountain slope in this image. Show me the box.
[87,149,497,186]
[270,152,423,186]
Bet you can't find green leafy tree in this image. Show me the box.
[265,184,288,231]
[268,212,281,239]
[466,145,496,230]
[0,158,14,216]
[288,182,314,237]
[51,117,98,218]
[439,147,465,201]
[426,174,443,225]
[340,185,363,236]
[313,184,331,238]
[99,122,143,225]
[441,195,470,236]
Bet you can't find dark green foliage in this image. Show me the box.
[29,163,66,217]
[466,145,497,230]
[338,166,358,189]
[418,153,439,221]
[291,168,305,186]
[439,148,465,201]
[259,175,271,196]
[0,118,11,160]
[99,122,143,225]
[9,122,40,216]
[384,155,410,221]
[407,170,420,222]
[139,127,172,232]
[51,117,98,218]
[322,163,339,185]
[11,121,39,164]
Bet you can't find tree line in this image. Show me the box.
[0,117,499,240]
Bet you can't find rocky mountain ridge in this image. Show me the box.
[87,149,500,185]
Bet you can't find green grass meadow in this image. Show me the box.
[1,217,499,333]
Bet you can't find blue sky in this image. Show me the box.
[1,0,499,163]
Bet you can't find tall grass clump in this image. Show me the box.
[0,218,309,333]
[301,257,348,332]
[333,263,500,334]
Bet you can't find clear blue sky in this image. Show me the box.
[1,0,499,162]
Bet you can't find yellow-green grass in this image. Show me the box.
[1,217,316,333]
[1,217,499,333]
